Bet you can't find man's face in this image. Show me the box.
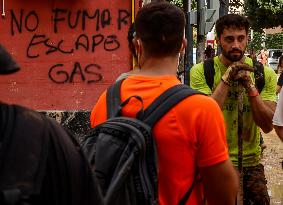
[218,27,248,62]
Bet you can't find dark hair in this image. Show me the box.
[216,14,250,38]
[127,22,137,58]
[135,1,185,57]
[279,55,283,66]
[204,45,215,59]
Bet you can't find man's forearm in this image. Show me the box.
[274,125,283,142]
[211,80,230,109]
[248,92,276,133]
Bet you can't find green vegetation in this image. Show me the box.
[248,32,283,53]
[244,0,283,32]
[165,0,283,52]
[165,0,197,10]
[266,33,283,49]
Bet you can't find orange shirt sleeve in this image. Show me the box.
[195,96,228,167]
[177,95,229,167]
[90,91,107,128]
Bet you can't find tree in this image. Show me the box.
[248,31,264,53]
[266,33,283,49]
[244,0,283,31]
[165,0,197,11]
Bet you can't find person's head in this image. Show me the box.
[127,22,137,60]
[134,1,186,60]
[0,44,20,75]
[215,14,250,62]
[204,45,215,59]
[279,55,283,67]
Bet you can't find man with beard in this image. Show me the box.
[190,14,277,204]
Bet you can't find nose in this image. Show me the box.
[231,40,240,49]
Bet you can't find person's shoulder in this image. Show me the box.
[244,56,253,66]
[190,61,205,77]
[182,92,220,111]
[116,72,131,82]
[12,104,70,136]
[13,104,47,125]
[191,61,204,71]
[263,64,277,76]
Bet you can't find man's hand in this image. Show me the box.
[233,63,256,92]
[235,70,255,90]
[221,62,255,88]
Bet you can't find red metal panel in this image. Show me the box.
[0,0,133,110]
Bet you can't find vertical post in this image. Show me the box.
[1,0,5,17]
[197,0,205,63]
[217,0,229,55]
[219,0,229,17]
[184,0,193,85]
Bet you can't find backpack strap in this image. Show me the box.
[142,84,204,204]
[105,83,204,204]
[253,59,265,93]
[143,84,203,127]
[106,79,124,118]
[203,58,215,91]
[178,170,198,205]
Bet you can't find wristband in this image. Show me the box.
[247,87,259,97]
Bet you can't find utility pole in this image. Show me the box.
[219,0,229,17]
[217,0,229,55]
[183,0,194,85]
[197,0,205,63]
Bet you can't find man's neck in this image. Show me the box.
[219,54,246,67]
[138,56,178,76]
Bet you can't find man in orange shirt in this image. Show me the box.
[90,2,239,205]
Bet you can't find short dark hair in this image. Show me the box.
[127,22,137,58]
[204,45,215,58]
[135,1,185,57]
[216,14,250,38]
[279,55,283,66]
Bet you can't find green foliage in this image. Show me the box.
[248,32,283,53]
[244,0,283,31]
[166,0,197,10]
[229,0,244,13]
[167,0,183,8]
[266,33,283,49]
[248,32,264,52]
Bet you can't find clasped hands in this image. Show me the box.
[221,62,256,91]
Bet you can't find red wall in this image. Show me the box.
[0,0,139,110]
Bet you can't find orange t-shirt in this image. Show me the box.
[90,75,228,205]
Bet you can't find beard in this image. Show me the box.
[220,44,245,62]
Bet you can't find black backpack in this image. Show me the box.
[203,58,265,92]
[0,103,103,205]
[82,81,203,205]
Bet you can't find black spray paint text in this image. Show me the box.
[10,8,130,35]
[9,8,130,84]
[27,33,120,58]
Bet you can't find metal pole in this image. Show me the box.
[1,0,5,17]
[196,0,205,63]
[217,0,229,55]
[184,0,194,85]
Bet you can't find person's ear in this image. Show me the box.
[133,38,141,55]
[216,36,219,45]
[133,38,142,67]
[179,37,187,54]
